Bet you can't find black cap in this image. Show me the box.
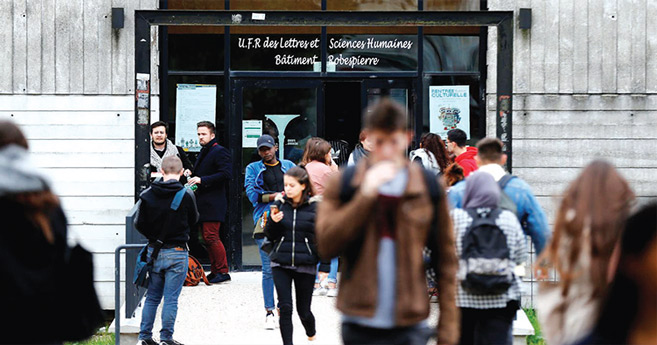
[257,134,275,149]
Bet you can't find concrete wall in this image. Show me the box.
[0,0,160,309]
[487,0,657,305]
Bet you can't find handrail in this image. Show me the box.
[114,244,146,345]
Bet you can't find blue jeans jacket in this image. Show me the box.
[139,247,188,341]
[448,176,550,254]
[244,159,296,223]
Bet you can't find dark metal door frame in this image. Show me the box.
[230,78,324,268]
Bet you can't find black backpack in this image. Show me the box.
[460,208,515,295]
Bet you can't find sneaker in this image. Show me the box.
[137,339,158,345]
[308,334,316,342]
[207,272,216,281]
[326,288,338,297]
[313,279,328,296]
[209,273,231,284]
[265,312,276,330]
[160,340,184,345]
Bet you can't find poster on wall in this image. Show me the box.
[175,84,217,152]
[242,120,263,148]
[429,85,470,139]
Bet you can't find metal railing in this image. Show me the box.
[114,244,146,345]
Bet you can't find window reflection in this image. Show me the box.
[423,36,479,72]
[328,0,418,10]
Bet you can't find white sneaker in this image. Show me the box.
[313,279,329,296]
[326,287,338,297]
[265,313,276,330]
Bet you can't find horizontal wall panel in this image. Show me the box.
[19,124,133,140]
[70,225,127,253]
[32,151,133,168]
[44,167,134,197]
[96,281,123,310]
[513,139,657,168]
[0,111,133,125]
[488,94,657,111]
[0,95,133,111]
[29,139,134,153]
[93,253,126,282]
[514,167,657,197]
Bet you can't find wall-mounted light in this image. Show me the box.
[112,7,124,29]
[519,8,531,30]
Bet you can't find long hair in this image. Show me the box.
[420,133,451,172]
[0,121,59,243]
[538,160,635,299]
[284,166,314,204]
[301,137,331,166]
[591,203,657,344]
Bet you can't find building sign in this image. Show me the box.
[175,84,217,152]
[232,34,416,71]
[429,85,470,139]
[242,120,262,148]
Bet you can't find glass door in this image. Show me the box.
[361,78,416,142]
[232,79,322,266]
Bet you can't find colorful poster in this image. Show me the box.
[429,85,470,139]
[175,84,217,152]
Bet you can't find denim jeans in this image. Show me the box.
[316,257,339,284]
[139,247,188,341]
[254,238,275,311]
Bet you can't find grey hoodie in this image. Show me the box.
[0,144,51,197]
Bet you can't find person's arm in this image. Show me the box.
[176,146,194,172]
[431,184,460,345]
[199,147,232,188]
[134,199,148,235]
[315,171,377,259]
[517,185,550,254]
[185,189,200,226]
[446,181,465,209]
[263,205,284,240]
[244,164,261,207]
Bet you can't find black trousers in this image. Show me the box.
[272,267,316,345]
[342,322,434,345]
[458,301,519,345]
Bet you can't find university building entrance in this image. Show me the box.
[139,1,514,268]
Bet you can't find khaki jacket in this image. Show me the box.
[316,161,459,345]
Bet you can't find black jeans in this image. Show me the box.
[272,267,316,345]
[458,301,519,345]
[342,322,434,345]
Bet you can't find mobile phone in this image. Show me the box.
[270,204,279,215]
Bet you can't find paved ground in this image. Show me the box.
[142,271,441,345]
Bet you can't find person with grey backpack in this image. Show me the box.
[450,172,526,345]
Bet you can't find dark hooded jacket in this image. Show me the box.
[136,179,199,247]
[264,194,321,267]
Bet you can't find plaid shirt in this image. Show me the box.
[451,208,527,309]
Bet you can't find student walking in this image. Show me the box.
[449,138,550,255]
[135,156,199,345]
[409,132,451,175]
[451,172,526,345]
[316,99,459,345]
[347,130,372,167]
[301,137,339,297]
[264,167,320,345]
[445,129,478,177]
[245,134,296,329]
[535,160,635,345]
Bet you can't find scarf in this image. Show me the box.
[150,139,179,171]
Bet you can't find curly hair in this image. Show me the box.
[419,133,451,172]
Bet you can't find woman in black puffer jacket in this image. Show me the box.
[264,166,321,345]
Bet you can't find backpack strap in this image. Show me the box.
[498,174,516,190]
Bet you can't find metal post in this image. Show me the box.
[114,244,147,345]
[496,16,514,173]
[135,13,152,202]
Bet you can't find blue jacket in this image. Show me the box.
[244,159,296,223]
[448,175,550,254]
[193,138,232,223]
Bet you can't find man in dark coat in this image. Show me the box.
[188,121,232,284]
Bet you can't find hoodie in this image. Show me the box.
[136,179,199,247]
[455,146,478,177]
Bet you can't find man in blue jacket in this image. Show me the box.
[188,121,232,284]
[448,137,550,254]
[245,134,295,329]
